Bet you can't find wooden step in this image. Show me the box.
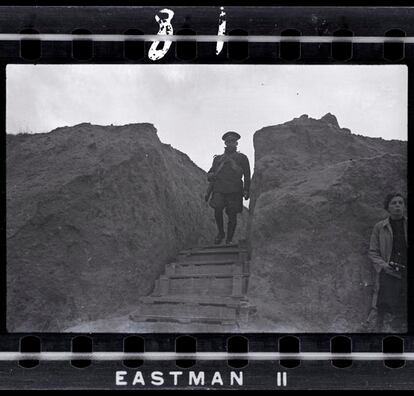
[192,242,242,249]
[129,313,237,326]
[165,270,249,279]
[131,298,245,324]
[166,261,243,276]
[155,273,248,297]
[141,294,245,306]
[173,259,236,266]
[132,302,238,322]
[131,296,253,326]
[180,247,248,255]
[177,253,244,264]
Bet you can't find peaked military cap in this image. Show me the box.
[222,131,241,141]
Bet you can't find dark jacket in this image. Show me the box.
[207,151,251,194]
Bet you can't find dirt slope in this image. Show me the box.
[247,114,407,332]
[6,123,247,332]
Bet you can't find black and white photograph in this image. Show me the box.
[6,64,407,333]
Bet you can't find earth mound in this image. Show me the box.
[7,123,247,332]
[247,114,406,332]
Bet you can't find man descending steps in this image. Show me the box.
[205,132,251,245]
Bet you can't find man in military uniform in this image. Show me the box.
[206,131,251,245]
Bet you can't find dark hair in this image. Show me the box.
[383,192,406,210]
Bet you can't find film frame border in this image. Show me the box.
[0,5,413,390]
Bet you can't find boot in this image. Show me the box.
[214,232,225,245]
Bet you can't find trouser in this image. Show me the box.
[209,192,243,241]
[214,207,237,241]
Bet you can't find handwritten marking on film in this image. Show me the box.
[216,7,226,55]
[148,9,175,61]
[149,7,227,61]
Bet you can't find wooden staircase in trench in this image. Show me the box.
[129,241,255,328]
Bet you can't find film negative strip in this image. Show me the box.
[0,5,413,390]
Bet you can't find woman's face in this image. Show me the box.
[388,196,405,218]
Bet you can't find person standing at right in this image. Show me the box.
[368,192,408,332]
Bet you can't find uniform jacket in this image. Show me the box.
[207,151,251,194]
[368,216,407,307]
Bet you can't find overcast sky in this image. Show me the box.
[7,64,407,171]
